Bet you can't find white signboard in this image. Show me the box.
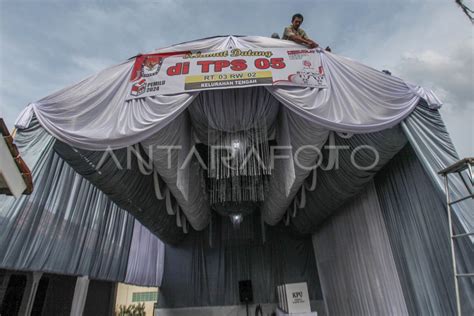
[284,282,311,314]
[126,48,327,100]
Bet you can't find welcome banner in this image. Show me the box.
[126,48,326,100]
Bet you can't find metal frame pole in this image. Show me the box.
[445,175,462,316]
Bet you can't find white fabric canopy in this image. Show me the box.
[16,36,439,151]
[13,35,442,229]
[8,35,473,315]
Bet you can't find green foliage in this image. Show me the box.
[116,303,146,316]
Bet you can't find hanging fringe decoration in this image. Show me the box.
[153,170,166,200]
[176,206,182,227]
[298,186,306,208]
[322,131,337,170]
[158,168,191,231]
[182,214,188,234]
[133,144,153,175]
[209,216,213,248]
[292,199,298,218]
[208,119,271,207]
[284,209,291,226]
[165,189,176,215]
[290,186,306,219]
[260,213,266,244]
[305,168,318,191]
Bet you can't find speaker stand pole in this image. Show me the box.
[246,301,249,316]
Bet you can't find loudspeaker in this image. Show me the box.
[239,280,253,303]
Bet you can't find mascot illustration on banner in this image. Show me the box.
[289,60,325,86]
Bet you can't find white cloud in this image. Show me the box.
[393,40,473,158]
[396,41,473,111]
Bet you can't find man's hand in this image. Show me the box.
[289,34,318,49]
[307,41,318,49]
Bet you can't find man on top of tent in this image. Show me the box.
[282,13,318,48]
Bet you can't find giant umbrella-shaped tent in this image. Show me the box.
[2,36,473,315]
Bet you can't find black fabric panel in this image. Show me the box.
[40,274,76,316]
[292,125,407,233]
[83,280,115,316]
[375,145,474,315]
[0,274,26,316]
[31,277,49,316]
[158,213,322,308]
[53,141,184,244]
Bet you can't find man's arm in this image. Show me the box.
[288,34,318,48]
[284,28,318,48]
[298,29,318,48]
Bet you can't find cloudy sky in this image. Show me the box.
[0,0,472,157]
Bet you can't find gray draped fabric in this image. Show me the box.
[312,181,408,315]
[142,111,211,231]
[125,220,165,287]
[43,91,421,236]
[158,213,322,308]
[53,141,185,244]
[375,145,473,315]
[292,125,407,234]
[402,103,473,233]
[312,145,473,315]
[0,118,166,286]
[0,121,133,280]
[262,108,329,225]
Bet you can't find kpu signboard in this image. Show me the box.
[126,48,326,100]
[277,282,311,314]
